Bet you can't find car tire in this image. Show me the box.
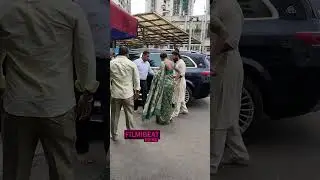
[240,76,264,138]
[185,85,193,105]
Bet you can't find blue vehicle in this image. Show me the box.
[128,49,211,104]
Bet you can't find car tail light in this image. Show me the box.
[201,70,215,76]
[294,32,320,46]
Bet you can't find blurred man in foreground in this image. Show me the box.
[110,46,140,141]
[0,0,98,179]
[210,0,249,175]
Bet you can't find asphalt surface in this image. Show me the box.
[214,111,320,180]
[0,97,210,180]
[110,97,210,180]
[4,97,320,180]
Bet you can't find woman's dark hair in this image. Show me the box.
[172,50,181,59]
[160,53,167,60]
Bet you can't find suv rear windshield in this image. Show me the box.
[270,0,307,20]
[310,0,320,18]
[238,0,274,18]
[148,53,197,68]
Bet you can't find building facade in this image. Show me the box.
[145,0,192,16]
[112,0,131,13]
[144,0,209,53]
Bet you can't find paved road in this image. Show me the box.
[0,97,210,180]
[0,141,107,180]
[214,111,320,180]
[111,98,210,180]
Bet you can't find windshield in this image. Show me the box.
[310,0,320,17]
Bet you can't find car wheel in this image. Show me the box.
[240,77,263,136]
[185,85,193,105]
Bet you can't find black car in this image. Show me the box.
[234,0,320,136]
[129,48,210,104]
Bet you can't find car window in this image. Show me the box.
[238,0,274,18]
[149,53,161,67]
[270,0,307,20]
[309,0,320,18]
[129,53,140,61]
[187,54,208,68]
[181,55,196,68]
[149,53,196,68]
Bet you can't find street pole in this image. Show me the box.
[184,12,188,31]
[200,15,204,52]
[188,0,194,51]
[188,17,192,51]
[202,0,208,53]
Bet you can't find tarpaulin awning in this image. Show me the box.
[118,12,201,45]
[110,1,138,40]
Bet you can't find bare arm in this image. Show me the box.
[73,5,99,93]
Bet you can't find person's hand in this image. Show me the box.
[175,76,180,81]
[214,38,225,55]
[76,92,94,121]
[134,90,140,100]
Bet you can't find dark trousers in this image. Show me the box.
[75,115,91,155]
[134,80,148,110]
[2,109,76,180]
[75,91,93,155]
[96,58,110,154]
[74,58,110,156]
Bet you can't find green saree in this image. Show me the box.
[142,61,175,124]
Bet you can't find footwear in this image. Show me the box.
[210,164,220,175]
[181,111,189,114]
[77,154,95,165]
[111,135,118,141]
[221,158,249,167]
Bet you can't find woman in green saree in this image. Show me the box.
[142,53,175,125]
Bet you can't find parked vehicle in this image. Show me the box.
[129,48,210,105]
[234,0,320,136]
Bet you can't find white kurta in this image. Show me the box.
[174,59,187,103]
[211,0,249,174]
[172,59,188,118]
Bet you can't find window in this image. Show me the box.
[270,0,307,20]
[238,0,273,18]
[149,53,162,67]
[129,53,140,61]
[149,53,196,68]
[311,0,320,17]
[181,56,196,67]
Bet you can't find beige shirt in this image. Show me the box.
[0,0,99,117]
[110,55,140,99]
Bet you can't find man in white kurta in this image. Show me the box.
[171,51,188,119]
[211,0,249,175]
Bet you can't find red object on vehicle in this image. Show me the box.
[294,32,320,46]
[201,70,215,76]
[110,1,138,40]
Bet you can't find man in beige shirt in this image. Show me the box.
[110,46,140,141]
[0,0,99,179]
